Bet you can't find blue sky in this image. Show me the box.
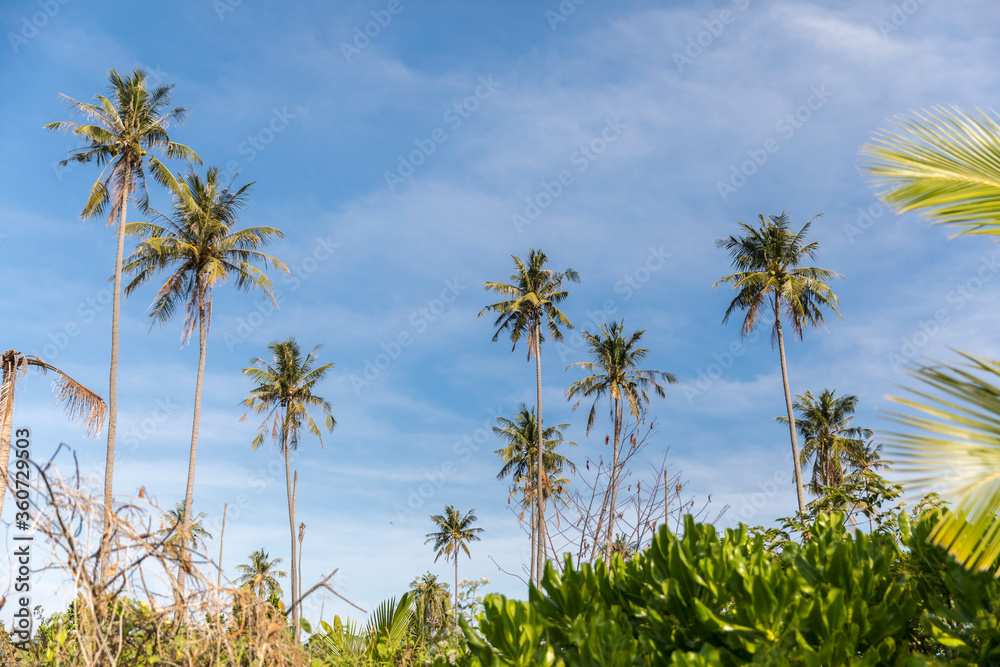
[3,0,1000,624]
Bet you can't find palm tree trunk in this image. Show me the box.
[453,551,459,632]
[0,352,16,520]
[283,423,299,636]
[534,325,544,585]
[775,308,806,515]
[606,397,623,561]
[528,483,536,587]
[179,289,208,610]
[101,162,132,579]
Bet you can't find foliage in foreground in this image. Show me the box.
[460,511,1000,666]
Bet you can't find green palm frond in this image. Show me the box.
[861,106,1000,236]
[425,506,484,564]
[885,351,1000,572]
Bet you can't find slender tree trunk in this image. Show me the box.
[775,309,806,515]
[179,289,208,610]
[534,325,544,585]
[218,503,228,591]
[297,518,303,642]
[284,425,299,636]
[0,352,16,520]
[453,550,459,632]
[606,398,623,561]
[664,469,669,530]
[528,483,536,587]
[101,162,132,580]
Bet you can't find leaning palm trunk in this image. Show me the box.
[775,306,806,514]
[102,163,132,578]
[534,326,545,585]
[284,424,299,636]
[605,398,624,561]
[178,291,209,610]
[0,350,107,519]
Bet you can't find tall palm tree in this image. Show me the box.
[235,548,286,600]
[123,166,285,597]
[861,110,1000,568]
[408,572,451,641]
[776,390,872,497]
[241,339,336,636]
[45,68,200,571]
[479,249,579,585]
[424,506,483,630]
[1,350,107,519]
[493,404,574,565]
[565,321,676,560]
[713,213,841,514]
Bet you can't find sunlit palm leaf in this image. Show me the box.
[885,351,1000,572]
[861,106,1000,236]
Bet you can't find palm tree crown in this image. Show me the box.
[566,321,677,433]
[777,390,872,497]
[242,339,337,453]
[157,502,213,552]
[493,404,574,497]
[44,68,201,222]
[713,212,841,344]
[479,248,580,357]
[235,548,287,600]
[123,166,286,342]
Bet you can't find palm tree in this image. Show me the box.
[776,390,872,497]
[424,506,483,630]
[846,439,891,533]
[408,572,451,641]
[235,548,287,600]
[45,68,200,571]
[241,339,336,636]
[123,166,285,597]
[1,350,107,518]
[479,249,579,585]
[494,405,574,570]
[565,321,676,560]
[713,213,841,514]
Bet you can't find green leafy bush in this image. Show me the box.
[462,511,1000,666]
